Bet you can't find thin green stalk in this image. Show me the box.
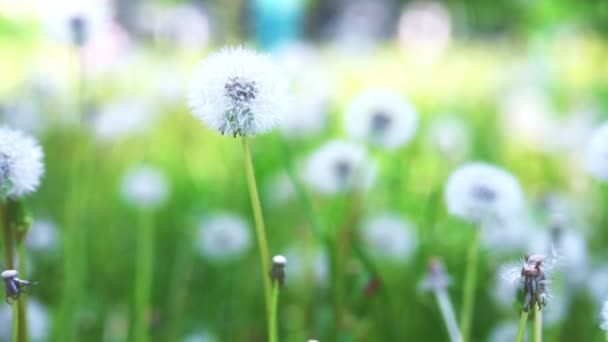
[133,211,154,342]
[516,310,529,342]
[436,289,463,342]
[241,138,272,318]
[1,203,14,268]
[12,304,18,342]
[16,242,27,342]
[269,282,280,342]
[459,228,480,342]
[534,306,542,342]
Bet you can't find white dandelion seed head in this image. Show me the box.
[195,213,251,261]
[120,166,169,210]
[303,140,376,195]
[601,300,608,332]
[26,219,59,251]
[588,266,608,302]
[444,163,523,223]
[188,47,290,137]
[585,122,608,181]
[426,116,470,161]
[284,248,329,287]
[488,322,527,342]
[344,89,418,150]
[0,127,44,199]
[92,99,157,143]
[398,1,452,58]
[40,0,113,46]
[360,213,417,262]
[0,299,49,341]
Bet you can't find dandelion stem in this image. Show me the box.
[516,310,529,342]
[534,306,542,342]
[459,227,480,342]
[269,281,280,342]
[16,242,27,342]
[436,289,463,342]
[133,211,154,342]
[241,138,272,319]
[1,202,14,268]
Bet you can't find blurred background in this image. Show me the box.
[1,0,608,341]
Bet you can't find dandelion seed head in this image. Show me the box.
[121,166,169,210]
[0,127,44,199]
[303,140,376,195]
[585,122,608,181]
[344,89,417,150]
[360,213,417,262]
[0,299,49,341]
[41,0,112,46]
[195,213,251,261]
[444,163,523,223]
[188,47,289,136]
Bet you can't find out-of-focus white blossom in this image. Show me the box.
[188,47,290,137]
[426,116,470,161]
[585,122,608,181]
[121,166,170,210]
[0,127,45,199]
[398,2,452,58]
[195,213,251,261]
[360,213,417,262]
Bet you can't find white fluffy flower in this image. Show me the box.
[303,140,376,195]
[344,89,417,150]
[444,163,523,223]
[426,116,470,161]
[488,322,527,342]
[360,213,417,262]
[121,166,169,210]
[195,213,251,261]
[0,127,44,199]
[26,219,59,251]
[40,0,113,46]
[92,99,156,143]
[188,47,289,136]
[0,299,49,341]
[601,300,608,332]
[585,122,608,181]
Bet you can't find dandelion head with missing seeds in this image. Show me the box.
[585,121,608,181]
[195,212,251,261]
[500,254,555,312]
[188,47,289,137]
[344,88,418,150]
[303,140,376,195]
[445,162,523,223]
[0,127,44,199]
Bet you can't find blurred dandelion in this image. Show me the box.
[0,127,45,199]
[303,140,376,195]
[585,122,608,181]
[195,213,252,261]
[426,117,470,162]
[360,213,417,262]
[188,47,289,137]
[120,166,169,210]
[344,89,418,150]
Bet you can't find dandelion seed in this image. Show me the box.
[344,89,417,150]
[195,213,251,261]
[25,219,59,252]
[488,322,527,342]
[600,300,608,332]
[0,299,49,341]
[585,122,608,181]
[120,166,170,210]
[444,163,523,223]
[303,140,376,195]
[360,213,417,262]
[0,127,44,199]
[188,47,289,137]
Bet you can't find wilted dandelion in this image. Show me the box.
[501,254,554,312]
[25,219,59,252]
[360,213,417,262]
[195,213,252,261]
[0,127,44,199]
[120,166,170,210]
[0,299,49,341]
[188,47,289,137]
[445,162,523,223]
[585,122,608,181]
[344,89,417,150]
[303,140,376,195]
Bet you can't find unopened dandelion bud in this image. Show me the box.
[270,255,287,287]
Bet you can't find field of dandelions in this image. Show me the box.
[2,1,608,342]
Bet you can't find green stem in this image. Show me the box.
[535,306,542,342]
[241,138,272,320]
[16,242,27,342]
[133,211,154,342]
[269,282,280,342]
[516,310,529,342]
[12,304,18,342]
[436,289,463,342]
[1,203,14,268]
[459,228,480,342]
